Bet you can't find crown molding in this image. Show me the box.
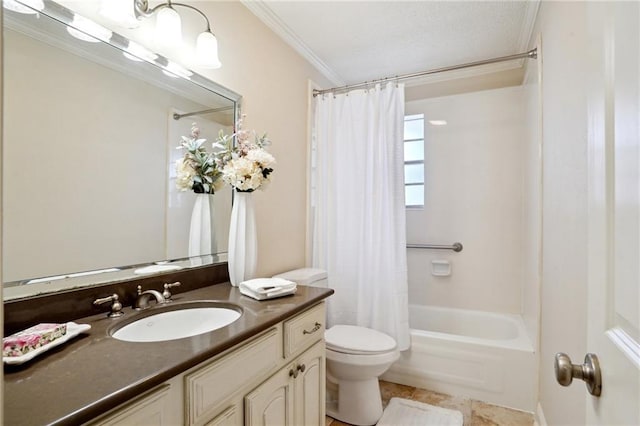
[240,0,345,86]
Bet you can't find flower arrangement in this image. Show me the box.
[175,123,224,194]
[214,116,275,192]
[175,117,275,194]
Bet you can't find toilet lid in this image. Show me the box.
[325,325,397,355]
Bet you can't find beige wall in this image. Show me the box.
[59,1,333,277]
[532,2,589,424]
[196,2,334,276]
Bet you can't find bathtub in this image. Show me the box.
[381,305,536,412]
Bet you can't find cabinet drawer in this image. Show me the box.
[283,303,325,357]
[186,327,282,426]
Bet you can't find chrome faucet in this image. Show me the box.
[134,285,165,310]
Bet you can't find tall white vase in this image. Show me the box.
[189,194,217,258]
[228,191,257,286]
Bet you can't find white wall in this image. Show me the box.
[405,86,526,314]
[532,2,589,425]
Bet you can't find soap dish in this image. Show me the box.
[3,322,91,365]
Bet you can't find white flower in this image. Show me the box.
[175,158,196,191]
[246,148,275,169]
[222,157,264,191]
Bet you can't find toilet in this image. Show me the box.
[274,268,400,426]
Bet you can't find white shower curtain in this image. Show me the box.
[312,82,410,350]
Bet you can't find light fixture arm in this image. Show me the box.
[133,0,213,32]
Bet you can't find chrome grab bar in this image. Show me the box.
[406,242,463,252]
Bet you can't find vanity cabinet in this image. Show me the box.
[88,302,326,426]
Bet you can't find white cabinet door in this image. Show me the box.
[293,341,325,426]
[586,1,640,424]
[245,364,295,426]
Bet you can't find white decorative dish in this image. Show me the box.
[3,322,91,365]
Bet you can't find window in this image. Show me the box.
[403,114,425,207]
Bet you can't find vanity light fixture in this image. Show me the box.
[99,0,140,29]
[101,0,222,69]
[2,0,44,14]
[428,120,448,126]
[154,5,182,47]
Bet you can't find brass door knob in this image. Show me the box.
[554,352,602,396]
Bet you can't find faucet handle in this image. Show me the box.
[93,294,124,318]
[162,281,181,301]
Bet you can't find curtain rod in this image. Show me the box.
[312,48,537,97]
[173,106,234,120]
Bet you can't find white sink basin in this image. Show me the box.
[111,303,242,342]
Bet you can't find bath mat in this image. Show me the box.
[377,397,464,426]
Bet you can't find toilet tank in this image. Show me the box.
[273,268,328,287]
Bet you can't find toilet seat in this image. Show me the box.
[325,325,397,355]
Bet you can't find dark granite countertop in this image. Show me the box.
[4,283,333,426]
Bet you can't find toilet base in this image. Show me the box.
[326,378,383,426]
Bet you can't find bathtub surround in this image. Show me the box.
[401,80,541,413]
[405,86,527,315]
[312,82,410,350]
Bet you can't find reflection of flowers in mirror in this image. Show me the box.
[214,116,276,192]
[175,123,224,194]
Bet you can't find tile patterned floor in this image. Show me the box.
[326,380,534,426]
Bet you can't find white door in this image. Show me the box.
[586,1,640,424]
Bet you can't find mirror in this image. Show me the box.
[2,1,241,300]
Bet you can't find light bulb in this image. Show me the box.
[196,31,222,69]
[67,15,112,43]
[155,6,182,47]
[3,0,44,14]
[99,0,139,29]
